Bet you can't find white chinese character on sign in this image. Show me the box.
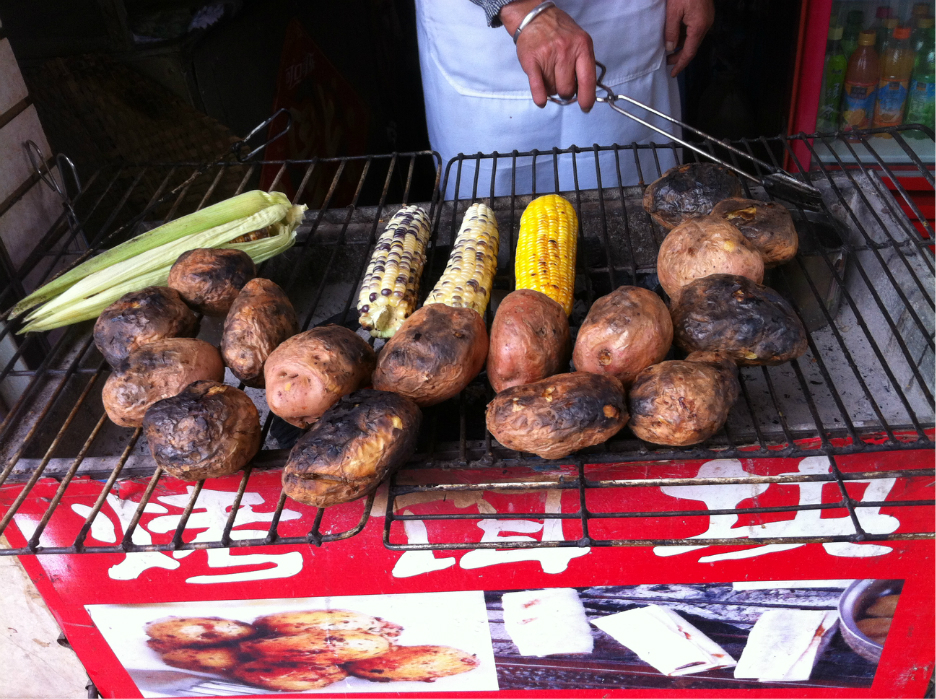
[653,457,899,562]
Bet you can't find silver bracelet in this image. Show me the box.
[512,1,556,44]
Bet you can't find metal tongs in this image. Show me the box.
[549,62,825,209]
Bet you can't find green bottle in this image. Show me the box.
[906,20,935,136]
[842,10,865,58]
[818,26,849,132]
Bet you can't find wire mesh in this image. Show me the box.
[0,126,933,556]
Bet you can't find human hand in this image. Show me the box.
[500,0,597,111]
[664,0,715,77]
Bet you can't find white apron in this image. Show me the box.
[415,0,681,198]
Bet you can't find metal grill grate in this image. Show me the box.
[0,126,933,556]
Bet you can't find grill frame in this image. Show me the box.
[0,126,933,556]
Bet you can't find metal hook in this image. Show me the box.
[23,140,87,240]
[232,108,293,162]
[547,61,612,106]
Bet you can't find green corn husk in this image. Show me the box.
[17,193,306,333]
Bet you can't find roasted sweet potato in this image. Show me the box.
[711,198,799,267]
[372,304,488,406]
[282,389,421,507]
[143,380,261,480]
[628,351,740,446]
[241,629,390,664]
[486,372,628,460]
[222,278,298,387]
[671,274,808,366]
[264,325,376,429]
[643,162,744,230]
[102,338,225,427]
[346,645,480,682]
[232,661,347,691]
[168,248,256,316]
[656,216,764,304]
[572,286,672,386]
[93,286,198,368]
[488,289,570,392]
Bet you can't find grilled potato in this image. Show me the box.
[283,389,421,507]
[221,278,299,387]
[240,629,390,664]
[711,198,798,267]
[345,645,480,682]
[643,162,744,230]
[93,286,198,368]
[144,616,256,647]
[253,609,403,639]
[168,248,256,316]
[158,646,240,672]
[232,661,347,691]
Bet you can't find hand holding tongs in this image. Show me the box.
[549,62,825,210]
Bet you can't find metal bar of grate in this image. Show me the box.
[0,131,932,556]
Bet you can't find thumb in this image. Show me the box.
[664,2,682,53]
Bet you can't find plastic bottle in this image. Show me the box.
[877,17,899,54]
[906,23,936,135]
[911,3,931,22]
[841,31,881,132]
[911,17,934,56]
[842,10,865,58]
[874,26,916,131]
[871,5,893,50]
[818,26,849,131]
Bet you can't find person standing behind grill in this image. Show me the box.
[414,0,714,198]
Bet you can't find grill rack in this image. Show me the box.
[0,126,932,556]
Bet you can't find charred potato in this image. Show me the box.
[144,616,256,647]
[221,278,298,387]
[167,248,256,316]
[143,380,261,481]
[628,351,740,446]
[254,609,403,638]
[345,645,480,683]
[643,162,744,230]
[283,389,421,507]
[102,338,224,428]
[572,286,672,386]
[93,286,198,368]
[486,372,628,460]
[372,304,488,407]
[711,198,798,267]
[241,629,390,664]
[671,274,808,366]
[264,325,377,429]
[159,646,240,672]
[657,216,764,304]
[232,661,347,691]
[488,289,570,392]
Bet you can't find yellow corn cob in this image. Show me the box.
[515,194,578,315]
[229,224,275,244]
[357,205,432,338]
[425,202,499,315]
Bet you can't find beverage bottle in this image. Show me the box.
[871,5,893,50]
[877,17,899,54]
[874,26,915,131]
[841,31,880,132]
[911,17,934,55]
[842,10,865,58]
[818,26,849,131]
[911,3,931,22]
[906,23,936,135]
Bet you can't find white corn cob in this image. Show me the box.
[357,205,432,338]
[424,203,499,316]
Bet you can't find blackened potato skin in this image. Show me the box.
[643,163,744,230]
[283,389,421,507]
[222,278,298,387]
[711,198,799,267]
[168,248,256,316]
[143,380,261,480]
[372,304,488,407]
[486,372,628,460]
[671,274,808,366]
[94,286,198,368]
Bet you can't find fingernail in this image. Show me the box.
[665,41,675,52]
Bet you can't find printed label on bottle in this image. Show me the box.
[874,79,910,126]
[841,81,877,130]
[906,80,935,125]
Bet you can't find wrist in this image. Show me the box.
[499,0,549,36]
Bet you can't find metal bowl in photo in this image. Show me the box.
[838,579,903,664]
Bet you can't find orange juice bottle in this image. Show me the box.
[841,31,880,132]
[874,26,915,131]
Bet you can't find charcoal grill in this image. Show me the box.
[0,125,932,556]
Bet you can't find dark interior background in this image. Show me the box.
[0,0,802,205]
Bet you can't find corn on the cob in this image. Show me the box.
[425,202,499,315]
[515,194,578,315]
[357,205,432,338]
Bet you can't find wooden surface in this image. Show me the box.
[486,584,878,691]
